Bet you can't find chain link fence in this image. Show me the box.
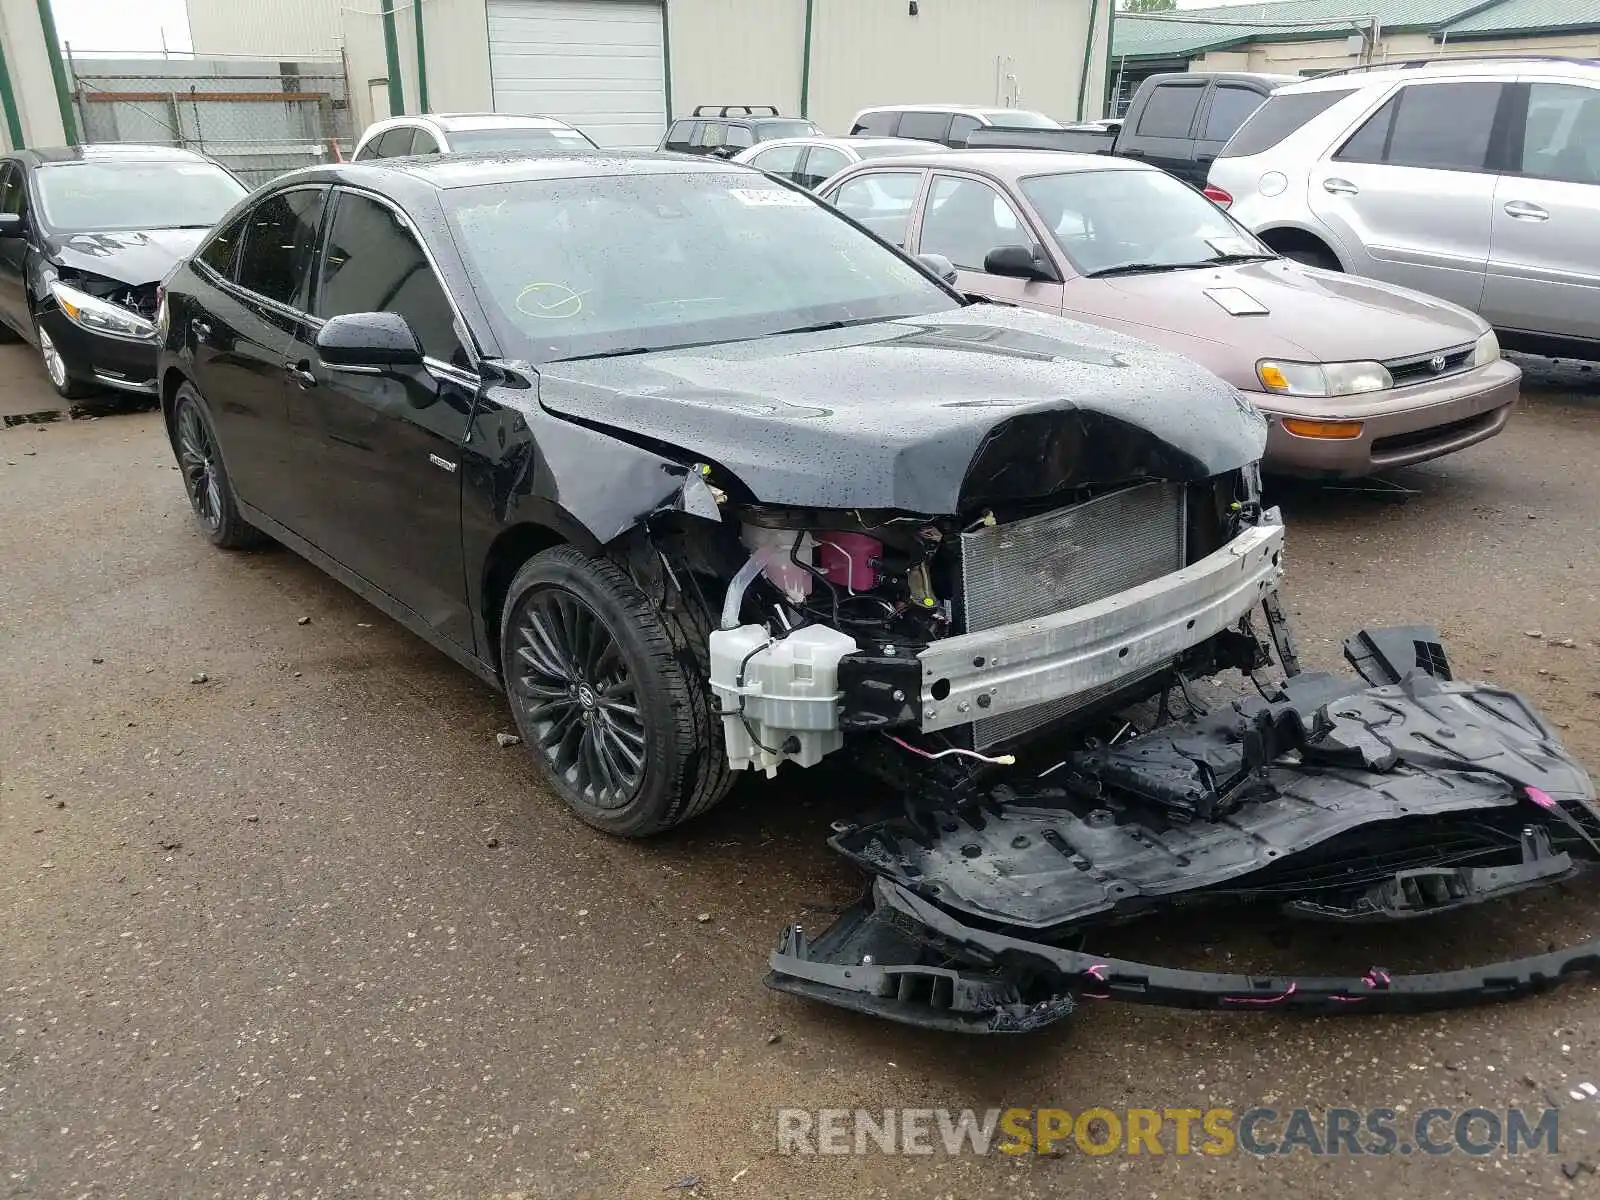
[67,56,356,188]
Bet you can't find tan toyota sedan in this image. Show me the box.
[819,150,1519,478]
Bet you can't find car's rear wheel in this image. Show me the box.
[34,320,96,399]
[172,384,264,549]
[500,545,732,837]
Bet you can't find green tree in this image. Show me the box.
[1120,0,1178,11]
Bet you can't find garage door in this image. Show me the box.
[487,0,666,149]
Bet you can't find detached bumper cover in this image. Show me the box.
[771,634,1600,1032]
[768,878,1600,1031]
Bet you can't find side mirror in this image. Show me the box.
[315,311,424,372]
[984,243,1058,282]
[0,212,23,238]
[917,252,959,285]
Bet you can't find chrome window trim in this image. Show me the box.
[193,182,331,313]
[317,184,483,371]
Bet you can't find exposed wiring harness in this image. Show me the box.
[886,734,1015,767]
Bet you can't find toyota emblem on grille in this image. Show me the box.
[1428,354,1447,372]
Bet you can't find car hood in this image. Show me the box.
[47,227,210,287]
[1060,260,1487,388]
[533,305,1266,513]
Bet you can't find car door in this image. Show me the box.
[185,185,327,522]
[1192,84,1269,185]
[284,187,476,649]
[824,169,927,248]
[1120,79,1207,181]
[910,172,1064,312]
[0,161,31,333]
[797,145,849,191]
[1308,79,1504,311]
[1481,79,1600,342]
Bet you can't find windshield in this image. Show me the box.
[983,110,1059,129]
[35,161,246,233]
[1019,169,1269,276]
[447,127,598,153]
[445,170,958,362]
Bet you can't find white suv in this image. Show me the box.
[1208,57,1600,358]
[352,113,597,160]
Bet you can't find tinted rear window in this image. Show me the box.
[1218,88,1357,157]
[1135,84,1204,138]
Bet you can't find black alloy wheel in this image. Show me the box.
[511,587,647,810]
[171,385,263,549]
[500,545,732,836]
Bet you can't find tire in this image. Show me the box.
[1280,244,1342,273]
[171,383,264,549]
[34,317,96,399]
[500,545,733,837]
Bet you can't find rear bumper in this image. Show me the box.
[38,309,159,394]
[1256,358,1519,478]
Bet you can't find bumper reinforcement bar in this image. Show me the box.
[917,522,1285,731]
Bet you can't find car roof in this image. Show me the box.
[16,144,215,167]
[833,148,1154,178]
[425,112,577,132]
[853,104,1050,120]
[295,152,753,191]
[743,135,940,153]
[1275,55,1600,94]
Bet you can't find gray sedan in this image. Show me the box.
[820,149,1519,479]
[732,135,943,191]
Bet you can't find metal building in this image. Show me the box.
[187,0,1116,146]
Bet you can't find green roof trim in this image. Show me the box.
[1437,0,1600,38]
[1112,0,1600,61]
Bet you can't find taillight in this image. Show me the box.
[1202,185,1233,209]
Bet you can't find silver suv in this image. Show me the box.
[1208,57,1600,358]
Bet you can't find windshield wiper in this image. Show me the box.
[547,346,659,363]
[1204,252,1279,265]
[1085,261,1209,279]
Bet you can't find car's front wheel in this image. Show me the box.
[172,384,263,549]
[500,546,732,837]
[34,319,96,399]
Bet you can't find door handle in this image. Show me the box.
[191,319,211,343]
[1321,177,1359,196]
[284,361,318,389]
[1502,200,1549,222]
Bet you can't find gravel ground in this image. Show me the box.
[1,344,1598,1199]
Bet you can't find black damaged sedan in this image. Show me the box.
[0,144,245,398]
[155,153,1600,1031]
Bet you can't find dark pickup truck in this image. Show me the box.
[966,71,1296,186]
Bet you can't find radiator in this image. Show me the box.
[958,481,1187,748]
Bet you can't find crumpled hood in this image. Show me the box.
[533,305,1266,513]
[47,228,209,287]
[1062,260,1488,388]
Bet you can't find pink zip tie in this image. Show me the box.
[1363,968,1392,989]
[1084,963,1109,981]
[1527,785,1558,810]
[1330,995,1367,1004]
[1223,981,1297,1005]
